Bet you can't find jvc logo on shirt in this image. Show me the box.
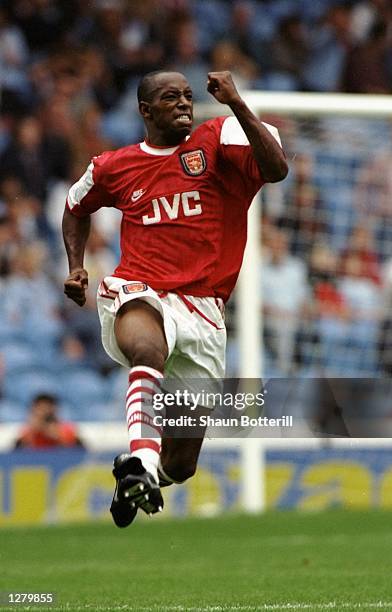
[142,191,202,225]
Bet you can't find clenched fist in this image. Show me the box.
[207,71,242,106]
[64,268,88,306]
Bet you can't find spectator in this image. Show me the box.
[68,103,113,169]
[278,153,326,259]
[262,227,308,373]
[85,0,163,94]
[0,175,25,204]
[350,0,392,44]
[119,0,164,80]
[299,244,350,373]
[167,15,210,101]
[226,1,258,62]
[341,20,392,94]
[10,0,74,54]
[267,15,309,91]
[79,47,119,112]
[0,115,70,200]
[309,244,348,320]
[209,39,259,93]
[0,5,29,101]
[339,252,382,374]
[340,225,381,285]
[4,241,63,350]
[14,393,84,449]
[7,193,44,243]
[304,4,352,92]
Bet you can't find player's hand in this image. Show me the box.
[207,71,242,106]
[64,268,88,307]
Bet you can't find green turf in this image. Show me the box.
[0,510,391,611]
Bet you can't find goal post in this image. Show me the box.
[195,91,392,119]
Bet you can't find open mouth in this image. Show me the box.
[175,114,192,125]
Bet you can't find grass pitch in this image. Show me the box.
[0,510,392,611]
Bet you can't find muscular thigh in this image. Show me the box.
[114,299,168,367]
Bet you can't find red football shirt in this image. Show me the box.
[67,116,282,302]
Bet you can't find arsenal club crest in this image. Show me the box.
[180,149,207,176]
[122,282,148,294]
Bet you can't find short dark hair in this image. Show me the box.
[31,393,58,406]
[137,71,168,104]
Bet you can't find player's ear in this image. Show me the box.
[139,101,152,119]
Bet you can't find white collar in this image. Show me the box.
[140,135,190,156]
[140,141,179,156]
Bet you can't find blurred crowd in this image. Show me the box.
[0,0,392,422]
[259,140,392,379]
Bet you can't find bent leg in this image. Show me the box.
[114,298,168,369]
[114,299,169,483]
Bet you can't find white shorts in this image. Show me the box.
[97,277,226,383]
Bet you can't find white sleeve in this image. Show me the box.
[220,116,282,147]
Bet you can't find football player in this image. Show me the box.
[62,70,288,526]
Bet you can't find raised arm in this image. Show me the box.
[207,71,288,183]
[62,206,90,306]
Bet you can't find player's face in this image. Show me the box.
[143,73,194,146]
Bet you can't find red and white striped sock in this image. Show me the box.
[126,365,164,483]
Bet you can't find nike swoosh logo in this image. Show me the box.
[131,189,146,202]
